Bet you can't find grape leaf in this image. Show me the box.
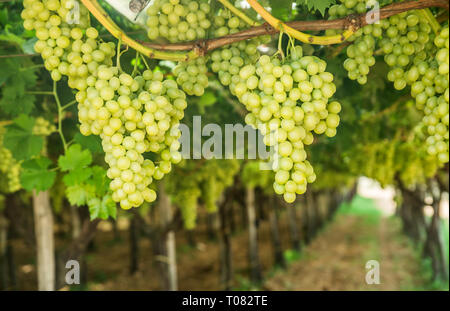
[198,91,217,107]
[297,0,336,16]
[21,37,37,54]
[58,144,92,171]
[73,132,103,154]
[66,184,96,206]
[3,114,43,160]
[88,195,117,220]
[0,58,37,116]
[20,157,56,192]
[269,0,294,20]
[88,166,110,196]
[62,167,93,187]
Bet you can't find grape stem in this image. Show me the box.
[53,81,68,153]
[217,0,259,26]
[419,9,442,34]
[142,0,449,53]
[246,0,355,45]
[61,100,77,111]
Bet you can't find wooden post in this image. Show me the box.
[287,199,301,251]
[246,187,262,284]
[268,196,286,268]
[32,190,55,291]
[129,211,140,274]
[219,194,233,290]
[156,183,178,291]
[0,214,8,290]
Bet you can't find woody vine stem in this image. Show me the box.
[81,0,448,61]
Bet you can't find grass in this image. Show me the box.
[337,195,382,225]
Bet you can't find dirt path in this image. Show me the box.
[11,202,427,291]
[264,215,426,291]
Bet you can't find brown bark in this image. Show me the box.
[219,191,233,290]
[141,0,449,52]
[0,214,8,290]
[32,190,55,291]
[129,211,140,274]
[268,196,286,268]
[423,181,448,281]
[154,183,178,291]
[246,187,262,284]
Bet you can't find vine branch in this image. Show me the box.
[218,0,259,26]
[246,0,355,44]
[80,0,198,61]
[83,0,448,60]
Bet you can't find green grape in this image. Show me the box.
[0,127,21,193]
[22,0,189,209]
[232,45,341,203]
[174,56,209,96]
[145,0,211,42]
[32,117,57,136]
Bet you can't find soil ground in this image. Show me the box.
[9,196,434,291]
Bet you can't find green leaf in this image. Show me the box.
[21,37,37,54]
[198,91,217,107]
[0,25,25,45]
[297,0,336,16]
[62,167,92,187]
[0,58,37,116]
[20,157,56,192]
[58,144,92,171]
[88,195,117,220]
[88,166,110,196]
[3,115,43,160]
[269,0,294,20]
[66,184,96,206]
[73,133,103,154]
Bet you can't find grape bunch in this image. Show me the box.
[0,127,21,193]
[209,9,268,90]
[380,11,434,91]
[145,0,211,42]
[233,46,341,203]
[418,26,449,163]
[327,0,384,84]
[21,0,115,87]
[199,159,240,213]
[327,1,448,164]
[166,159,240,229]
[173,56,209,96]
[33,117,57,136]
[78,67,186,209]
[21,0,188,209]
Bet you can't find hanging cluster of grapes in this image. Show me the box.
[230,46,341,203]
[166,159,240,229]
[145,0,211,42]
[21,0,188,209]
[328,0,449,164]
[327,0,384,84]
[418,26,449,163]
[0,127,21,193]
[209,9,268,89]
[173,56,209,96]
[32,117,57,136]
